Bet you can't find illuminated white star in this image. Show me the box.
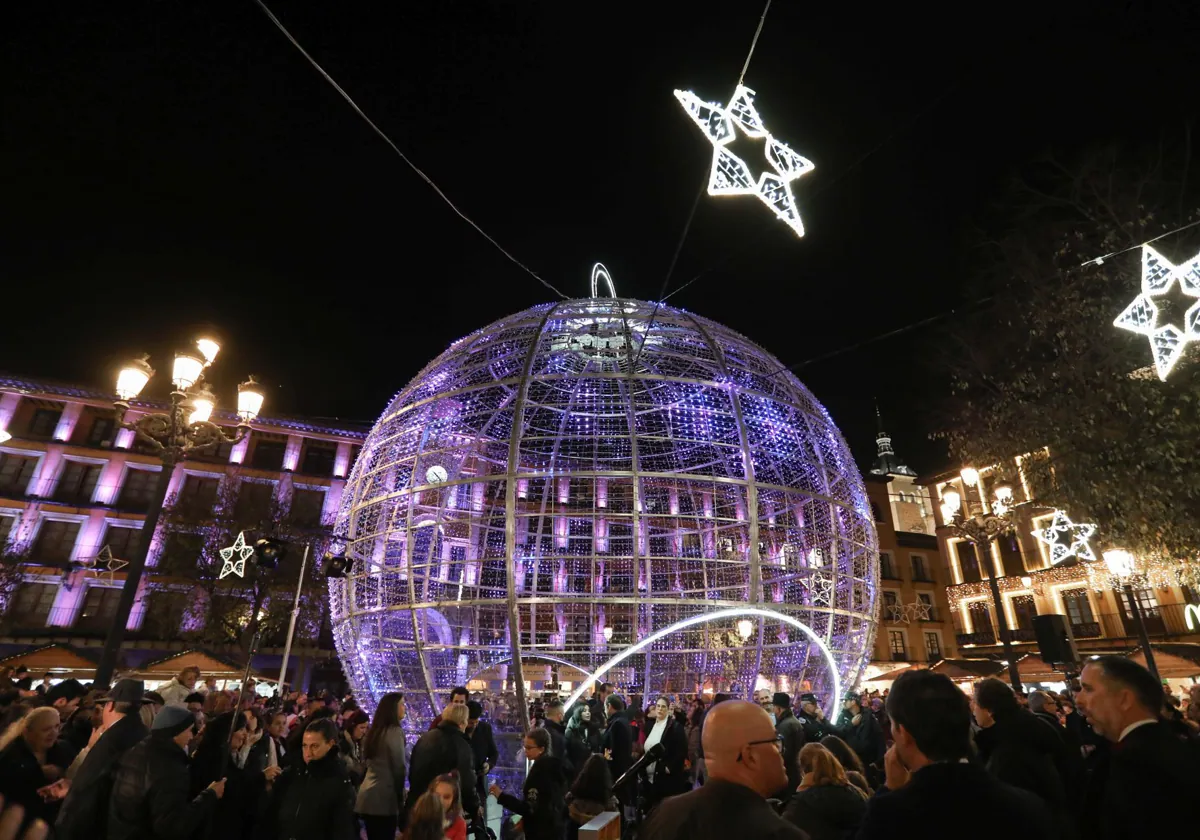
[674,85,814,237]
[1113,245,1200,379]
[1032,511,1097,565]
[90,545,128,583]
[219,531,255,579]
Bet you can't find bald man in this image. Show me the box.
[641,700,805,840]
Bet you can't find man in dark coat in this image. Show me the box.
[855,671,1055,840]
[772,692,805,798]
[601,695,633,803]
[407,703,479,820]
[466,700,498,823]
[262,718,356,840]
[108,705,225,840]
[587,682,612,730]
[796,693,830,744]
[641,700,804,840]
[542,699,573,780]
[1076,656,1200,838]
[833,692,884,777]
[54,680,149,840]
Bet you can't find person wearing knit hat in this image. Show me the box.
[772,691,806,797]
[108,705,224,838]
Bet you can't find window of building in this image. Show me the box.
[870,502,884,523]
[141,589,191,638]
[289,488,326,527]
[157,533,205,574]
[0,454,38,495]
[31,519,81,564]
[1011,594,1037,630]
[27,408,62,439]
[178,475,220,512]
[300,443,337,477]
[53,461,102,504]
[1062,588,1094,626]
[880,551,899,580]
[103,525,142,561]
[968,601,994,637]
[117,468,159,512]
[250,440,286,471]
[917,592,935,620]
[888,630,906,660]
[1118,587,1165,637]
[997,532,1025,577]
[75,586,122,632]
[911,554,932,582]
[924,631,942,660]
[85,416,115,447]
[956,541,982,583]
[0,516,15,546]
[234,480,276,520]
[883,590,901,622]
[6,583,57,627]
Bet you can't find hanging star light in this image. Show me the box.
[1032,510,1097,565]
[219,531,256,579]
[93,545,129,583]
[674,84,814,237]
[1113,244,1200,379]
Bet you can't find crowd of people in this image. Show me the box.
[0,657,1194,839]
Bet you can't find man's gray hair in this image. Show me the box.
[1027,690,1054,712]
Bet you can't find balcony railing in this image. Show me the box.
[952,601,1198,648]
[955,630,996,646]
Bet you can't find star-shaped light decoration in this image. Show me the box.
[674,85,814,237]
[1032,511,1097,566]
[1113,244,1200,379]
[219,531,256,579]
[800,570,834,607]
[93,545,129,583]
[905,600,933,622]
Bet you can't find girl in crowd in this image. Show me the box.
[406,792,447,840]
[564,703,602,775]
[489,728,564,840]
[819,734,872,797]
[565,755,619,840]
[428,771,467,840]
[782,743,868,840]
[340,710,368,787]
[355,692,407,840]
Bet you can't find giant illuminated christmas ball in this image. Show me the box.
[331,276,879,725]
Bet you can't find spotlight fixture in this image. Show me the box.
[323,552,354,579]
[253,538,286,570]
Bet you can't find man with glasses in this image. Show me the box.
[641,699,804,839]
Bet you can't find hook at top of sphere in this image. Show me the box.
[590,263,617,298]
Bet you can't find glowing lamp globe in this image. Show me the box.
[331,289,879,725]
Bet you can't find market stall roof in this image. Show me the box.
[132,649,270,683]
[997,653,1069,684]
[929,659,1005,680]
[1126,643,1200,678]
[0,644,100,678]
[865,663,927,683]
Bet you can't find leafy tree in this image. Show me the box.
[937,138,1200,587]
[152,472,331,654]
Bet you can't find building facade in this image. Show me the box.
[0,375,366,689]
[931,453,1200,691]
[863,411,958,676]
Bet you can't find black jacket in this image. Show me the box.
[407,722,479,817]
[855,762,1054,840]
[974,710,1067,811]
[264,750,356,840]
[56,714,149,840]
[108,733,220,840]
[798,713,831,745]
[646,718,689,802]
[189,736,267,840]
[775,709,807,796]
[641,779,807,840]
[1080,721,1200,839]
[544,719,572,780]
[0,736,74,829]
[496,755,567,840]
[565,720,601,779]
[468,719,498,777]
[834,710,884,769]
[782,783,866,840]
[602,711,634,780]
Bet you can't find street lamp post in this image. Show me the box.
[93,340,265,688]
[1101,549,1160,681]
[940,473,1024,692]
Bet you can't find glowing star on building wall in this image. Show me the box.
[673,84,814,237]
[1113,244,1200,380]
[1032,511,1097,566]
[219,531,255,579]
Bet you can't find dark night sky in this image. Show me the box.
[4,2,1197,474]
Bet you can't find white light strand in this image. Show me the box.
[1113,244,1200,380]
[674,85,814,237]
[219,531,255,579]
[1031,510,1097,565]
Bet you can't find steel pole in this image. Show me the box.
[982,538,1022,692]
[277,544,311,692]
[1123,583,1159,680]
[94,452,176,687]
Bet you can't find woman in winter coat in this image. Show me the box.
[565,755,619,840]
[564,704,602,775]
[488,728,565,840]
[684,704,704,786]
[340,710,369,788]
[782,743,868,840]
[641,697,689,809]
[263,718,356,840]
[355,692,408,840]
